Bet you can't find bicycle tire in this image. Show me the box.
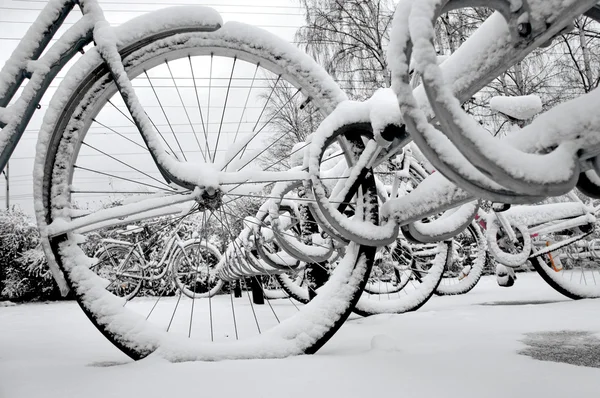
[275,273,310,304]
[532,241,600,299]
[35,18,374,361]
[171,239,224,299]
[435,222,487,296]
[95,244,144,300]
[353,241,451,316]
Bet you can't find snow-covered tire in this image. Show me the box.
[171,240,224,299]
[435,222,487,296]
[533,246,600,299]
[576,170,600,199]
[275,273,310,304]
[352,241,450,316]
[94,244,144,300]
[363,239,413,295]
[486,221,532,267]
[36,15,375,361]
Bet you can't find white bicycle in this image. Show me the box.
[93,221,222,300]
[3,0,600,362]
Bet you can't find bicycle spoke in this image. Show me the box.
[71,190,164,195]
[187,58,209,155]
[228,284,239,340]
[144,69,187,161]
[241,278,262,334]
[187,238,199,338]
[79,142,172,189]
[167,290,184,332]
[108,99,178,159]
[232,64,259,145]
[223,192,355,206]
[233,88,302,171]
[206,53,214,160]
[220,76,283,170]
[92,118,148,151]
[165,60,206,162]
[213,57,237,163]
[255,276,281,324]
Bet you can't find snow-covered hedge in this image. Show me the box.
[0,208,61,301]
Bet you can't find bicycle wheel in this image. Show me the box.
[260,275,291,300]
[532,233,600,299]
[435,222,487,296]
[363,239,412,295]
[353,240,451,316]
[275,272,310,303]
[171,240,223,298]
[94,244,144,300]
[35,20,375,361]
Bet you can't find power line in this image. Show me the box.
[8,146,263,160]
[12,0,303,9]
[0,23,301,32]
[0,10,302,17]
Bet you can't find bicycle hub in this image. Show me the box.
[196,187,223,211]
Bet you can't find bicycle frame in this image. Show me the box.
[560,238,600,260]
[4,0,600,246]
[485,191,596,259]
[311,0,600,245]
[372,0,600,222]
[0,0,220,181]
[0,0,91,172]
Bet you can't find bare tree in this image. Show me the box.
[259,78,323,170]
[560,16,600,94]
[435,8,493,54]
[257,0,395,166]
[295,0,394,100]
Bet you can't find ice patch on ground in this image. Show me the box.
[479,300,568,306]
[519,330,600,368]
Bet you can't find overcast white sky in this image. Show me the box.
[0,0,306,216]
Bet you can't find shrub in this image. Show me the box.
[0,208,60,301]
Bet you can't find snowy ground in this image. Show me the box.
[1,273,599,398]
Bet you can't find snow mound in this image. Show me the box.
[370,334,399,351]
[490,95,542,120]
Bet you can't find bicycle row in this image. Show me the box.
[1,0,600,361]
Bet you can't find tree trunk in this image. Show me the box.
[578,19,594,92]
[513,62,524,95]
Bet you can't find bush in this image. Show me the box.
[0,208,60,301]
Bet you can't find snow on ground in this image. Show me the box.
[1,273,599,398]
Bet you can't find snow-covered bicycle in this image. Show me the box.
[0,0,379,361]
[467,94,600,298]
[308,0,600,294]
[381,145,487,296]
[3,0,600,361]
[93,220,222,300]
[482,191,600,298]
